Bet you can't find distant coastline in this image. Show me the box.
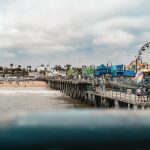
[0,81,48,88]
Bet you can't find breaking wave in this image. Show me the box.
[0,88,59,96]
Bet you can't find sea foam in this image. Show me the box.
[0,88,59,96]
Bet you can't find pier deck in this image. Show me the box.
[48,79,150,109]
[86,90,149,107]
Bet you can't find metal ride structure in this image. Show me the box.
[136,42,150,73]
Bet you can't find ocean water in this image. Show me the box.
[0,88,90,114]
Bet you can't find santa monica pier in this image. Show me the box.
[1,42,150,110]
[47,42,150,110]
[0,43,150,149]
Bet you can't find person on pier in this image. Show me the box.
[146,86,150,102]
[137,86,145,102]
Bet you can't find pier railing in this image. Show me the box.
[48,78,150,108]
[95,88,150,106]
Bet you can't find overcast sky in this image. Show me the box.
[0,0,150,67]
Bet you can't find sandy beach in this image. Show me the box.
[0,81,48,88]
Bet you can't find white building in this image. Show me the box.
[28,72,38,77]
[49,68,66,77]
[37,65,46,72]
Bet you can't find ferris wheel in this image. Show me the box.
[137,42,150,65]
[129,42,150,73]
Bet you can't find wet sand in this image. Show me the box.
[0,81,48,88]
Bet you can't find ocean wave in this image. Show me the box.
[0,88,59,95]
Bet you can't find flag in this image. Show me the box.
[135,69,143,84]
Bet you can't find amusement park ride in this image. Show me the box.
[129,42,150,73]
[132,42,150,85]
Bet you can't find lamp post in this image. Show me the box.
[135,56,137,73]
[106,61,112,76]
[106,63,108,75]
[90,64,95,78]
[93,66,96,78]
[135,55,142,73]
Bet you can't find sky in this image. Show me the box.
[0,0,150,68]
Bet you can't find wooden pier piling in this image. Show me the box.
[48,79,150,110]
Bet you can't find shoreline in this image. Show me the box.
[0,81,48,88]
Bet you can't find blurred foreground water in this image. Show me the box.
[1,88,150,150]
[0,87,91,114]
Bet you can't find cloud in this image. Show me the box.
[0,51,16,58]
[92,30,136,49]
[0,0,150,67]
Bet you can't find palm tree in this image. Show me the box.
[0,66,3,71]
[18,65,21,69]
[29,66,31,72]
[22,68,27,77]
[3,67,8,77]
[64,64,71,70]
[10,63,13,68]
[16,65,22,76]
[77,67,82,76]
[10,63,13,76]
[64,64,71,76]
[27,66,31,75]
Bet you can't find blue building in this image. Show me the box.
[110,65,124,77]
[95,64,109,77]
[95,64,136,77]
[123,70,136,77]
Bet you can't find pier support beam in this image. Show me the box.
[129,104,134,109]
[137,106,142,110]
[95,96,100,108]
